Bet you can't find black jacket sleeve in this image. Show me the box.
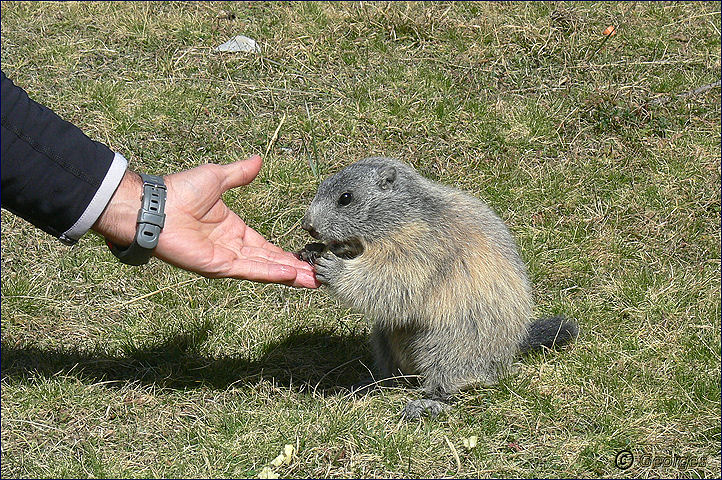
[1,69,126,244]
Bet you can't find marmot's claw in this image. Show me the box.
[296,242,327,266]
[401,399,449,420]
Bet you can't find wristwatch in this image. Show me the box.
[106,173,167,266]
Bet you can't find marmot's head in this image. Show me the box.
[301,157,429,245]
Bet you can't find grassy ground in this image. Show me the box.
[1,1,720,478]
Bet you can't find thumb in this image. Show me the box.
[220,154,263,191]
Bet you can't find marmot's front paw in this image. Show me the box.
[314,251,344,285]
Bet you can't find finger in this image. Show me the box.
[259,256,318,288]
[241,227,315,272]
[242,226,288,254]
[227,259,298,284]
[239,245,316,272]
[220,154,263,191]
[293,268,322,289]
[231,245,318,287]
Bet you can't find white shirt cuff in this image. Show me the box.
[60,152,128,243]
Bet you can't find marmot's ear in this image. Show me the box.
[377,165,397,190]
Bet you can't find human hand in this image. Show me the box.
[93,155,320,288]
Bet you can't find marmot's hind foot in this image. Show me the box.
[402,398,450,420]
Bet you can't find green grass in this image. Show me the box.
[1,1,720,478]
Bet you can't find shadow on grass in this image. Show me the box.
[0,326,374,395]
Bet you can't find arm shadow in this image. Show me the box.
[1,324,373,396]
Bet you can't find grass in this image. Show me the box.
[1,1,720,478]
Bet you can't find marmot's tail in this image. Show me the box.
[519,316,579,355]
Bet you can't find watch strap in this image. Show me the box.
[107,173,167,266]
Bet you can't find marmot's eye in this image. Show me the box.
[338,192,353,206]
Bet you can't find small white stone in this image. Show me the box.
[216,35,260,53]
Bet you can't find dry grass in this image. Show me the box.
[1,1,720,478]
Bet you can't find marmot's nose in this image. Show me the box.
[301,219,320,239]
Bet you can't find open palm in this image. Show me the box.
[155,155,317,287]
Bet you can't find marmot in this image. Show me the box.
[299,157,578,419]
